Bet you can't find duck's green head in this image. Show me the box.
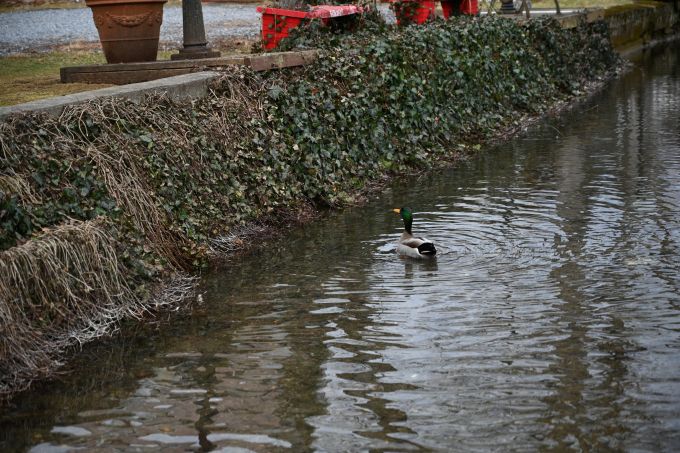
[392,207,413,233]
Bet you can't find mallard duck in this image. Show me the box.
[392,207,437,258]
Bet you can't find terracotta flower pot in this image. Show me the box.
[86,0,167,64]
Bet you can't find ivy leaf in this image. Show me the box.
[268,85,284,100]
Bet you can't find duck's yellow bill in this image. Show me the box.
[392,208,401,214]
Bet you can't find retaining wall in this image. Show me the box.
[605,0,679,50]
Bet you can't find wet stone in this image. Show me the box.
[135,387,154,397]
[169,389,207,395]
[77,409,131,419]
[28,443,82,453]
[50,426,92,437]
[165,352,202,358]
[101,419,127,427]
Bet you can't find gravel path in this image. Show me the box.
[0,4,262,56]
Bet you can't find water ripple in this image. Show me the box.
[3,42,680,453]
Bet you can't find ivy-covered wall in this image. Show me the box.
[0,15,620,398]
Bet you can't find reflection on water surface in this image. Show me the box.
[2,43,679,452]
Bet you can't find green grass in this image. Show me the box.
[0,50,112,106]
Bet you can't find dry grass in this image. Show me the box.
[53,97,198,268]
[0,67,288,397]
[0,218,141,395]
[0,173,42,204]
[210,222,270,254]
[0,89,233,396]
[0,213,197,398]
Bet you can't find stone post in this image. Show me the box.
[171,0,220,60]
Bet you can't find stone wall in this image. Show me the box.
[605,0,679,50]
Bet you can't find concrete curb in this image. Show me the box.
[0,72,220,120]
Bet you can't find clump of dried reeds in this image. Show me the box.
[0,173,42,205]
[55,98,195,269]
[209,222,270,255]
[0,217,198,397]
[0,218,140,395]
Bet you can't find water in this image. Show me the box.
[2,42,679,452]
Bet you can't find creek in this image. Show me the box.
[1,41,679,452]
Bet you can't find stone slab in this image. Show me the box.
[0,72,220,120]
[60,50,319,85]
[61,56,247,85]
[246,50,318,72]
